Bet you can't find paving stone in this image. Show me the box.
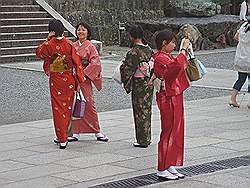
[192,172,250,187]
[212,138,250,152]
[55,153,135,169]
[14,150,91,165]
[0,164,77,182]
[185,137,228,149]
[53,164,135,182]
[112,154,157,170]
[1,176,76,188]
[0,149,39,161]
[185,146,237,161]
[144,180,223,188]
[0,161,33,173]
[0,178,14,186]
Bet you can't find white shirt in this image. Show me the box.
[240,1,249,21]
[234,22,250,72]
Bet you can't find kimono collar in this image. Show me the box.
[78,40,88,46]
[56,36,64,40]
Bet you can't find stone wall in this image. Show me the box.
[45,0,165,45]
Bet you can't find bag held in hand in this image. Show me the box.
[72,91,85,118]
[186,56,206,82]
[186,58,201,81]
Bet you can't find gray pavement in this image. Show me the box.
[0,46,249,187]
[0,95,249,188]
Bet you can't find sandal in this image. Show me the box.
[96,135,109,142]
[67,136,79,142]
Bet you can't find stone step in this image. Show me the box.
[1,31,48,40]
[0,11,48,19]
[0,53,38,64]
[1,31,72,40]
[0,0,35,5]
[1,24,48,33]
[0,5,41,12]
[0,38,44,48]
[0,18,51,26]
[1,46,37,56]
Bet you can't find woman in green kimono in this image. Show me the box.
[120,25,154,148]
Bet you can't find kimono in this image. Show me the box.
[36,37,85,143]
[71,40,102,134]
[153,51,190,171]
[120,44,154,146]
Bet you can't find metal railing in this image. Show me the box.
[34,0,102,54]
[35,0,76,37]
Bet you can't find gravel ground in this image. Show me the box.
[196,51,236,70]
[0,66,230,126]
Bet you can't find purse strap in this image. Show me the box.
[76,91,82,100]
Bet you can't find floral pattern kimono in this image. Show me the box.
[36,37,85,143]
[71,40,102,134]
[153,51,190,171]
[120,44,154,146]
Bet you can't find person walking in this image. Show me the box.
[240,0,250,21]
[69,22,108,142]
[36,19,85,149]
[153,30,190,179]
[120,25,154,148]
[229,17,250,108]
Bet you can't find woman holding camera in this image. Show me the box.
[153,30,190,180]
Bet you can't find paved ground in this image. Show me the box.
[0,95,249,188]
[0,46,249,187]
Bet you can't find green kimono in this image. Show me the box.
[120,44,154,146]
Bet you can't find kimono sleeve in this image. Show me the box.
[35,41,51,76]
[120,50,138,84]
[72,47,85,83]
[154,53,188,86]
[83,44,102,81]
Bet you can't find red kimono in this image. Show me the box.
[153,52,190,171]
[36,37,85,143]
[72,40,102,134]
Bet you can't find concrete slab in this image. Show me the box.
[0,95,249,187]
[1,176,76,188]
[53,164,135,182]
[192,171,250,188]
[0,164,78,182]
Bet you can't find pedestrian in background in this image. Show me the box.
[120,25,154,148]
[36,19,85,149]
[69,22,109,142]
[229,17,250,108]
[153,30,190,179]
[240,0,250,21]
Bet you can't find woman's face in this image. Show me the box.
[162,40,176,53]
[76,25,88,41]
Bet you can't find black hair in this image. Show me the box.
[128,25,148,47]
[129,25,144,40]
[155,30,176,50]
[48,19,64,37]
[75,22,92,40]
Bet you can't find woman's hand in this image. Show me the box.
[47,31,55,41]
[182,38,190,50]
[180,38,190,56]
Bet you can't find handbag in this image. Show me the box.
[186,53,207,81]
[112,62,123,85]
[186,57,201,81]
[72,90,85,118]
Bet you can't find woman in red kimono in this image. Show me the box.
[36,19,85,149]
[69,22,108,142]
[153,30,190,179]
